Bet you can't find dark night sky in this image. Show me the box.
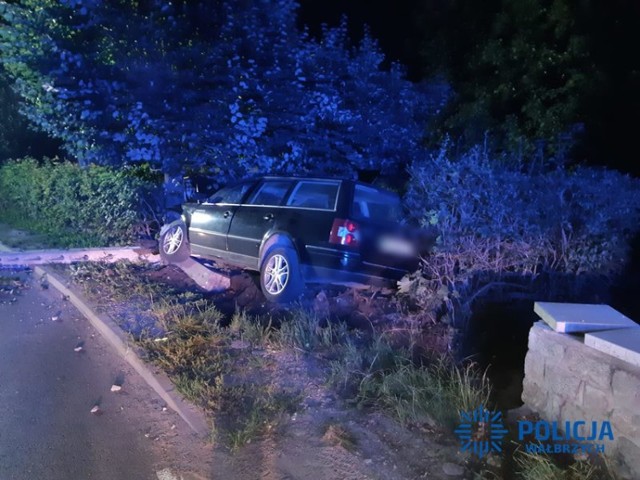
[298,0,424,79]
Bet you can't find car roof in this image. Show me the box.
[257,175,348,182]
[239,175,398,196]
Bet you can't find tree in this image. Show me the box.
[0,0,443,185]
[0,71,60,161]
[417,0,597,162]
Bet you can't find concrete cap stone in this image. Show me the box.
[175,258,230,292]
[584,328,640,368]
[534,302,639,333]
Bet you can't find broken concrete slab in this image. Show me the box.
[585,328,640,368]
[174,258,230,292]
[0,246,159,266]
[534,302,639,333]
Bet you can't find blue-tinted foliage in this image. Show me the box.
[405,141,640,276]
[0,0,447,185]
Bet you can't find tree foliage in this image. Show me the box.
[0,70,60,161]
[0,0,442,184]
[417,0,597,159]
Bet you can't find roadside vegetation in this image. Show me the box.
[401,142,640,332]
[58,259,629,479]
[62,261,488,453]
[0,158,160,247]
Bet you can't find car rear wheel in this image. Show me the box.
[260,246,303,303]
[159,222,190,263]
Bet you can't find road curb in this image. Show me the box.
[34,265,211,439]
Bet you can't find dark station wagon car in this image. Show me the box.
[159,176,424,302]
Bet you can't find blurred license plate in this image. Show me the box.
[378,236,415,256]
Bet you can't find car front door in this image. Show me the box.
[226,179,294,266]
[188,182,254,255]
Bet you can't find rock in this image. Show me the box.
[573,451,589,462]
[230,339,250,349]
[486,454,502,468]
[313,290,331,317]
[90,405,100,414]
[442,463,464,477]
[74,346,83,353]
[110,384,122,393]
[364,459,373,465]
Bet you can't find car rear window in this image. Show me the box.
[286,180,339,210]
[351,184,402,222]
[247,180,292,206]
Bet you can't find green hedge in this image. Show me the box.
[400,143,640,327]
[0,158,160,247]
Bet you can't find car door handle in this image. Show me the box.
[263,213,274,221]
[223,210,232,218]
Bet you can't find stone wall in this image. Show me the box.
[522,321,640,478]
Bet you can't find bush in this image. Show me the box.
[401,142,640,326]
[0,157,160,246]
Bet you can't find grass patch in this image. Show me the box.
[329,329,491,430]
[229,309,275,346]
[136,298,302,450]
[224,385,300,451]
[514,450,618,480]
[273,307,349,352]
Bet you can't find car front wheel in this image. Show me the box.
[260,246,303,303]
[159,222,191,263]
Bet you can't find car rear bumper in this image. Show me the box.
[303,245,417,288]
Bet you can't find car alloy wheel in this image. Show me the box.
[162,225,184,255]
[263,253,290,295]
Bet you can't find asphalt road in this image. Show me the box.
[0,267,167,480]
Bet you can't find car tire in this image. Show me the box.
[159,222,191,263]
[260,246,304,303]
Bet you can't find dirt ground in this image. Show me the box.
[93,263,470,479]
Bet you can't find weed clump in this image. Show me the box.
[514,450,618,480]
[322,422,358,451]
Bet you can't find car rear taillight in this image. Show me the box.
[329,218,360,247]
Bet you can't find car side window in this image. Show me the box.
[286,181,339,210]
[246,180,291,206]
[207,183,251,204]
